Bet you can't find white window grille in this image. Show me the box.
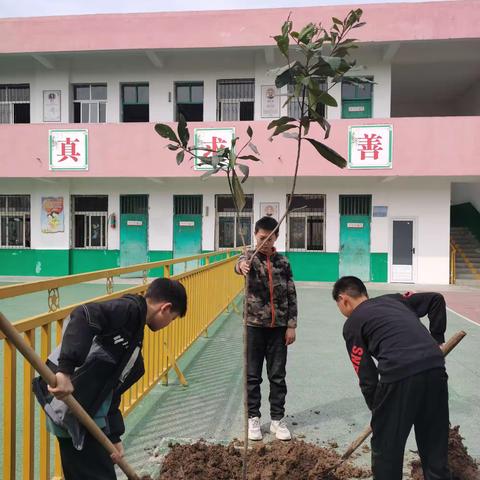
[0,195,31,248]
[0,84,30,124]
[73,84,107,123]
[287,194,326,251]
[217,79,255,121]
[215,194,253,248]
[72,196,108,248]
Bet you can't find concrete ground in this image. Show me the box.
[0,279,478,478]
[119,283,480,479]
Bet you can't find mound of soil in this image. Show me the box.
[410,426,480,480]
[159,439,370,480]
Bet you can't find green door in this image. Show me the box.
[173,214,202,274]
[173,195,203,274]
[120,195,148,278]
[339,215,371,281]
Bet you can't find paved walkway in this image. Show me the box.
[120,283,480,478]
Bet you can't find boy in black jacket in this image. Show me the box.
[40,277,187,480]
[332,276,451,480]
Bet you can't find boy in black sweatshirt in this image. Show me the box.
[332,276,451,480]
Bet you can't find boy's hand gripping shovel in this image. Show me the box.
[0,312,142,480]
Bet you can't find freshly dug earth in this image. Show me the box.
[159,440,371,480]
[410,426,480,480]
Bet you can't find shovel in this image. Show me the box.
[324,330,467,475]
[0,312,142,480]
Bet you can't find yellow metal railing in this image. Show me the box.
[0,249,244,480]
[450,241,457,284]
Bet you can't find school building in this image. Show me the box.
[0,0,479,284]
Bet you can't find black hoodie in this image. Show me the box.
[343,292,446,410]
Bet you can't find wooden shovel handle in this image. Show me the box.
[341,330,467,461]
[0,312,140,480]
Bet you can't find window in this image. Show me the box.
[72,196,108,248]
[0,84,30,124]
[341,76,373,119]
[287,81,326,119]
[339,195,371,216]
[0,195,31,247]
[286,194,325,251]
[176,82,203,121]
[73,84,107,123]
[217,79,254,121]
[216,195,253,248]
[122,83,149,122]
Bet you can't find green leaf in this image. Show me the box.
[300,116,310,136]
[238,155,261,161]
[274,34,289,57]
[352,22,366,29]
[272,124,297,137]
[237,163,250,184]
[305,138,346,168]
[281,19,292,36]
[298,23,316,44]
[267,116,296,130]
[332,17,343,25]
[166,144,179,151]
[246,125,253,138]
[249,142,259,155]
[177,113,189,147]
[231,170,246,212]
[275,62,301,88]
[317,91,338,107]
[176,151,185,165]
[154,123,179,143]
[201,167,221,180]
[283,132,299,139]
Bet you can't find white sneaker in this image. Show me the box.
[270,418,292,440]
[248,417,263,441]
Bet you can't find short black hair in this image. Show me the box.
[145,278,187,317]
[255,216,279,235]
[332,276,368,301]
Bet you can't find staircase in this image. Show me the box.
[451,226,480,286]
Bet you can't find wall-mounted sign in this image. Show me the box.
[260,202,279,221]
[179,221,195,227]
[348,124,393,169]
[49,129,88,171]
[43,90,61,122]
[373,206,388,217]
[347,223,364,228]
[127,220,143,226]
[193,128,235,171]
[261,85,281,118]
[41,197,64,233]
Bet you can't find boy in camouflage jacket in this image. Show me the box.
[235,216,297,441]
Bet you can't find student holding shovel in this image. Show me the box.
[32,278,187,480]
[332,276,451,480]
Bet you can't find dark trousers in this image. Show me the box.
[58,433,117,480]
[371,368,451,480]
[247,325,287,420]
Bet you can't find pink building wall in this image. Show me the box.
[0,1,479,54]
[1,117,479,178]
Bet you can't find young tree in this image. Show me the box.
[155,9,366,478]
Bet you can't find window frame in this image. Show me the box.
[175,82,204,121]
[71,195,108,249]
[72,83,107,123]
[0,84,30,124]
[216,79,255,121]
[286,194,326,252]
[0,195,31,248]
[215,194,254,249]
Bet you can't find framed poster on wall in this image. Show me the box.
[43,90,61,122]
[261,85,280,118]
[260,202,279,220]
